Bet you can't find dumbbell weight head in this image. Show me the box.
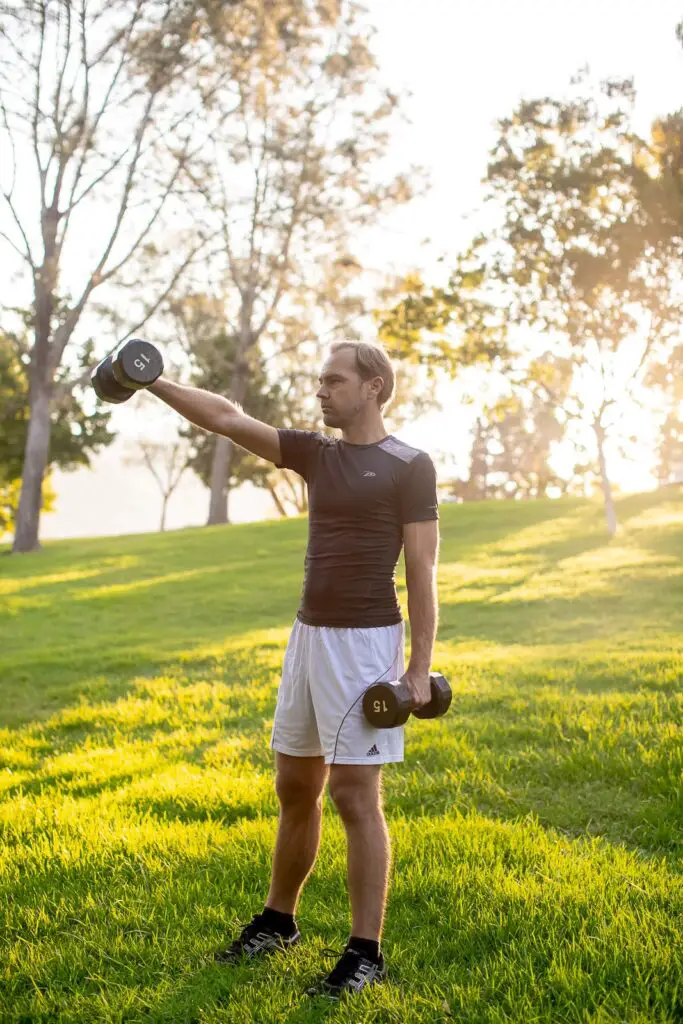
[91,354,136,404]
[363,672,453,728]
[112,338,163,391]
[412,671,453,720]
[362,680,412,729]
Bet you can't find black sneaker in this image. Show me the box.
[306,945,387,999]
[214,912,301,964]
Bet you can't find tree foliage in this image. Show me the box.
[382,74,683,533]
[0,329,114,477]
[0,327,110,535]
[655,412,683,486]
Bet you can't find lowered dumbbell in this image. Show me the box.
[362,671,452,729]
[92,338,163,403]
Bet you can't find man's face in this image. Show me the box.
[316,348,382,429]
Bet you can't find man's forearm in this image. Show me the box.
[406,569,438,674]
[149,378,241,434]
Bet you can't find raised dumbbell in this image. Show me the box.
[91,353,136,404]
[92,338,163,403]
[362,671,452,729]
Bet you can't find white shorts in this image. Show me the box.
[270,618,406,765]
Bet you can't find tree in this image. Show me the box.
[0,324,113,535]
[180,0,420,525]
[483,397,566,499]
[123,436,192,531]
[163,291,306,521]
[382,75,683,535]
[655,413,683,485]
[0,0,221,552]
[642,61,683,490]
[179,340,299,522]
[443,392,568,501]
[647,341,683,486]
[644,10,683,241]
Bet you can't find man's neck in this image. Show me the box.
[341,420,389,445]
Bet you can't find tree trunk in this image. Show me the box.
[160,493,169,532]
[12,220,58,553]
[206,357,250,526]
[207,434,233,524]
[266,480,288,517]
[297,475,308,513]
[12,380,52,554]
[465,417,488,500]
[595,422,617,537]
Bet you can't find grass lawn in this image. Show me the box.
[1,490,681,1023]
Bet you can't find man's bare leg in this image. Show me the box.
[328,764,390,941]
[265,753,329,914]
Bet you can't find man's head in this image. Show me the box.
[316,341,396,430]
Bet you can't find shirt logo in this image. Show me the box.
[363,471,376,477]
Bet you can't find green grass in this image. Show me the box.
[1,490,682,1023]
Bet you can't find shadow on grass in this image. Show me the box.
[2,809,680,1024]
[3,491,679,730]
[0,599,297,729]
[6,647,681,860]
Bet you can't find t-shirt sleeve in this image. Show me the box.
[275,429,323,481]
[399,452,439,524]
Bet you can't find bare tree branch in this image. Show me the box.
[55,235,217,393]
[0,89,17,195]
[0,229,33,267]
[215,154,245,299]
[63,4,143,216]
[31,0,48,207]
[1,192,36,268]
[120,236,216,340]
[265,478,288,516]
[52,0,72,148]
[140,443,165,491]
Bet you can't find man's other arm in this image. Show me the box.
[402,519,440,704]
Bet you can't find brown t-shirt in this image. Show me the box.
[276,430,439,628]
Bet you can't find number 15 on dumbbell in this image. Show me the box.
[91,338,164,404]
[363,672,452,728]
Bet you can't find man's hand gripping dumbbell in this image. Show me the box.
[362,672,452,728]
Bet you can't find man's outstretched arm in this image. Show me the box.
[149,378,281,464]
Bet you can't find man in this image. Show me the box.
[150,340,439,998]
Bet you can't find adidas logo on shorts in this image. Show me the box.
[366,744,380,756]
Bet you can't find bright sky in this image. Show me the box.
[36,0,683,539]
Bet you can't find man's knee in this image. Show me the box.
[328,767,382,824]
[275,755,326,812]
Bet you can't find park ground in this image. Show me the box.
[0,490,682,1023]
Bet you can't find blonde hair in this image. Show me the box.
[329,340,396,410]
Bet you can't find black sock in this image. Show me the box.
[348,935,381,962]
[261,906,296,936]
